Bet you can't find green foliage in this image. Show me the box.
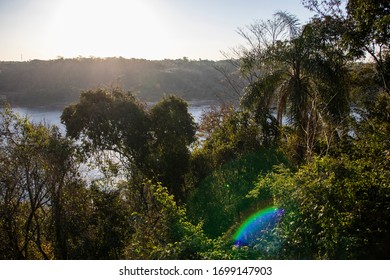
[199,110,264,167]
[250,93,390,259]
[62,87,150,161]
[1,1,389,260]
[303,0,389,91]
[189,97,285,239]
[199,237,261,260]
[238,13,350,162]
[79,185,133,259]
[346,0,390,55]
[61,88,197,201]
[0,107,134,260]
[122,180,212,259]
[254,156,389,259]
[149,95,197,201]
[0,107,83,259]
[348,0,390,91]
[348,62,382,106]
[188,149,284,238]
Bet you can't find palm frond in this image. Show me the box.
[287,76,311,130]
[274,11,301,39]
[240,69,286,111]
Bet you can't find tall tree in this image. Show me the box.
[61,87,151,177]
[61,88,196,201]
[0,107,82,259]
[149,95,197,200]
[302,0,390,92]
[238,12,349,161]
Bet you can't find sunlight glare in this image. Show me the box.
[46,0,166,58]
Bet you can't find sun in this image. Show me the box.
[45,0,166,58]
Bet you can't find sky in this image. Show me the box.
[0,0,314,61]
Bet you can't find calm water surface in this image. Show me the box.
[12,105,209,133]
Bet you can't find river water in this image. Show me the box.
[12,105,209,133]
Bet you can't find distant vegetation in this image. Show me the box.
[0,58,239,107]
[0,0,389,260]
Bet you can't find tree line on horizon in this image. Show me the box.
[0,0,389,260]
[0,57,239,107]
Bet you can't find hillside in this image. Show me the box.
[0,57,240,107]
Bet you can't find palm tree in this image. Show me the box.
[239,12,349,162]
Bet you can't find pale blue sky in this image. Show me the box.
[0,0,314,61]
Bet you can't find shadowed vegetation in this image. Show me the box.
[1,0,389,259]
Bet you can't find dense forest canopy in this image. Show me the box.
[0,0,389,260]
[0,58,239,106]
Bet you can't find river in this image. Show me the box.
[12,105,210,133]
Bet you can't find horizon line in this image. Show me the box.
[0,55,233,63]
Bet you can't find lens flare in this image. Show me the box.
[234,206,284,246]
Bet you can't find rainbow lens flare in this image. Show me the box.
[234,206,284,246]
